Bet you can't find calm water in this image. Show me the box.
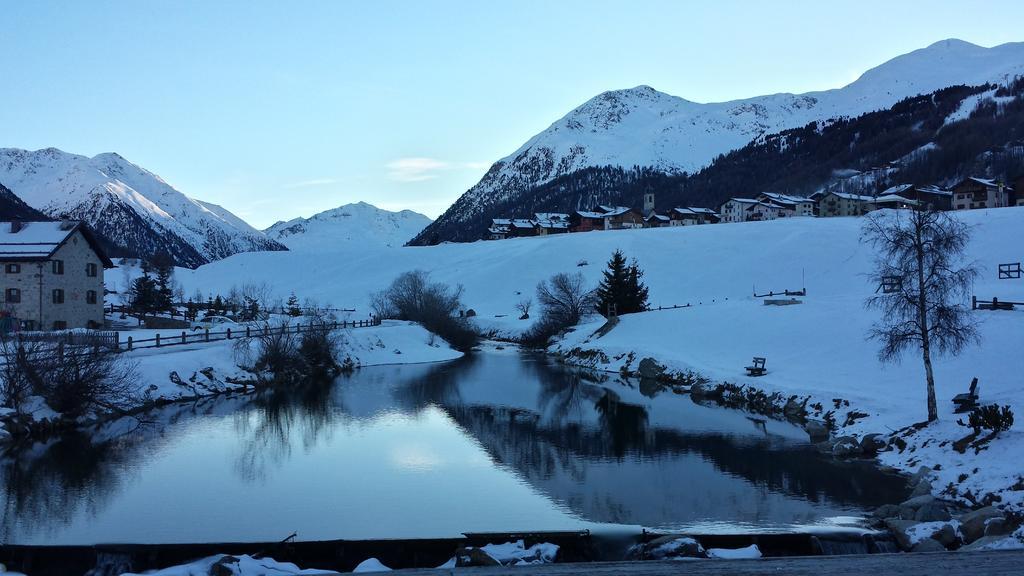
[0,351,907,545]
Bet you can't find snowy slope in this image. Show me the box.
[0,147,286,267]
[414,39,1024,243]
[264,201,431,251]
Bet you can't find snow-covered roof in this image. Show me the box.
[871,194,920,205]
[0,220,114,266]
[575,210,608,219]
[533,212,569,223]
[646,213,670,222]
[915,185,952,196]
[825,192,874,201]
[722,198,762,206]
[510,219,535,229]
[686,207,719,215]
[491,218,512,226]
[759,192,813,205]
[880,184,914,196]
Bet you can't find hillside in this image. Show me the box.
[0,182,49,221]
[412,39,1024,244]
[0,148,286,267]
[264,202,431,251]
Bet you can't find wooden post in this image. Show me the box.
[227,328,231,340]
[127,336,133,351]
[156,333,161,348]
[205,328,210,342]
[972,295,977,310]
[182,331,186,344]
[246,326,251,338]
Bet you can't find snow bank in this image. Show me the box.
[474,540,560,565]
[121,553,339,575]
[707,544,762,559]
[352,557,392,572]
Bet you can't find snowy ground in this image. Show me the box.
[157,207,1024,513]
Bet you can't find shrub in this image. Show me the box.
[522,272,596,347]
[959,404,1015,434]
[237,315,343,384]
[371,271,479,351]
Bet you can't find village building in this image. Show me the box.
[867,193,920,211]
[951,177,1012,210]
[570,206,644,232]
[645,213,671,228]
[719,198,763,223]
[908,185,953,211]
[1014,175,1024,206]
[487,218,511,240]
[670,207,721,225]
[817,192,873,217]
[533,213,570,235]
[744,201,782,221]
[0,221,113,332]
[507,219,538,238]
[757,193,816,217]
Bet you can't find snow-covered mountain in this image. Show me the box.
[0,147,286,267]
[412,39,1024,244]
[264,202,431,251]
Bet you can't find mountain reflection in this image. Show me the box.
[0,351,907,543]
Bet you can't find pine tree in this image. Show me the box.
[625,259,649,313]
[596,250,650,316]
[286,292,302,317]
[129,274,159,314]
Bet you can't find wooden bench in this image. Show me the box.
[952,377,979,413]
[745,357,767,377]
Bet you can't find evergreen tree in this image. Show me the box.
[286,292,302,317]
[595,250,647,316]
[129,274,160,314]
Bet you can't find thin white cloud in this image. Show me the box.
[386,158,491,183]
[284,178,340,189]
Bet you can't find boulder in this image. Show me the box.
[832,436,861,458]
[209,556,240,576]
[959,535,1015,552]
[909,479,933,498]
[455,547,500,567]
[915,502,951,523]
[783,397,805,420]
[628,535,708,560]
[932,524,959,548]
[804,420,830,443]
[911,538,947,553]
[908,466,933,486]
[884,518,921,551]
[872,504,901,519]
[983,516,1012,537]
[859,433,887,455]
[637,358,666,380]
[899,494,937,510]
[959,506,1005,544]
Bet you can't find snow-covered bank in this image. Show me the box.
[1,322,461,443]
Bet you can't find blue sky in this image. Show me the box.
[2,1,1023,227]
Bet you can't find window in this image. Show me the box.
[5,288,20,303]
[86,290,97,304]
[86,263,98,277]
[5,263,20,274]
[52,289,64,304]
[52,260,64,275]
[52,320,67,331]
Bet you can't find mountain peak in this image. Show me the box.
[264,202,431,252]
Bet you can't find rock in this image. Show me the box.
[959,535,1016,552]
[637,358,666,380]
[209,555,240,576]
[690,381,708,398]
[628,535,708,560]
[783,397,805,420]
[465,309,476,317]
[884,518,920,551]
[932,524,959,548]
[804,420,830,443]
[909,479,933,498]
[859,433,887,455]
[832,436,861,457]
[909,466,932,486]
[898,506,917,520]
[455,547,500,567]
[872,504,901,519]
[959,506,1005,544]
[984,516,1012,537]
[899,494,937,510]
[915,502,952,523]
[911,538,947,553]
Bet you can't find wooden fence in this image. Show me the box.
[972,296,1022,311]
[119,318,382,352]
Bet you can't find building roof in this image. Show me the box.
[490,218,512,226]
[759,192,813,206]
[871,194,920,205]
[533,212,569,223]
[510,219,535,229]
[0,221,114,268]
[646,213,670,222]
[914,185,952,197]
[824,192,874,201]
[959,177,1015,191]
[575,210,608,219]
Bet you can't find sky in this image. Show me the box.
[2,1,1023,228]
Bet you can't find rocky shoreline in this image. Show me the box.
[553,350,1024,553]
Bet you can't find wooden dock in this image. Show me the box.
[392,550,1024,575]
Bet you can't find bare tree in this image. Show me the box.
[537,272,596,328]
[863,209,980,422]
[515,298,533,320]
[371,270,477,350]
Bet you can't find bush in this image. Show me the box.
[959,404,1015,434]
[522,272,596,347]
[371,271,479,351]
[0,338,137,420]
[238,315,343,383]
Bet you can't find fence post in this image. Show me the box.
[115,331,120,350]
[972,295,977,310]
[246,326,251,338]
[993,297,999,309]
[127,336,133,351]
[156,333,161,348]
[182,331,186,344]
[205,328,210,342]
[227,328,231,340]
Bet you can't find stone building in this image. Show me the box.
[0,221,113,331]
[951,177,1012,210]
[817,192,873,217]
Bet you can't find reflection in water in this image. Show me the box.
[0,352,907,544]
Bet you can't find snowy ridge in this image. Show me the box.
[415,39,1024,243]
[264,201,431,251]
[0,147,286,268]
